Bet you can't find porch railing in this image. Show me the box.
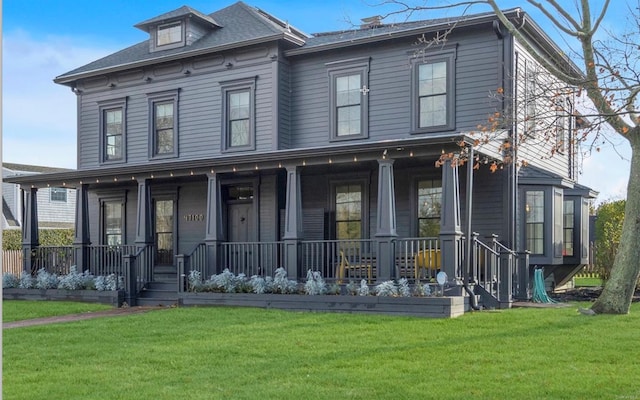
[394,237,440,282]
[301,239,375,283]
[470,234,515,305]
[30,246,75,275]
[220,241,284,277]
[88,245,137,277]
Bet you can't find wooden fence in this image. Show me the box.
[2,250,23,276]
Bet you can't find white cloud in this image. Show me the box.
[2,30,117,168]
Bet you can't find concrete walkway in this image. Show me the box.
[3,306,164,329]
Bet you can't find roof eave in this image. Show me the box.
[54,33,305,86]
[285,11,517,57]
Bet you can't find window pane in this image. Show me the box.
[525,191,545,253]
[50,188,67,202]
[230,120,250,146]
[419,62,447,96]
[336,75,361,107]
[419,95,447,128]
[337,105,361,136]
[335,184,362,240]
[417,179,442,236]
[155,103,174,128]
[157,23,182,46]
[156,129,174,154]
[104,202,122,246]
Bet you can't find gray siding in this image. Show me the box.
[259,173,278,242]
[76,45,279,170]
[512,41,570,178]
[35,187,77,228]
[177,182,207,254]
[289,26,502,148]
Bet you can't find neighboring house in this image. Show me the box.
[2,163,76,230]
[7,2,596,306]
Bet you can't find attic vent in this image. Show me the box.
[360,15,382,29]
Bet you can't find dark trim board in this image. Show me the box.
[3,289,125,307]
[179,293,468,318]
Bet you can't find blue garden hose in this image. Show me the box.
[532,268,557,303]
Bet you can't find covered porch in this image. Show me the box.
[14,135,530,308]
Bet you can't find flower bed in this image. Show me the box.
[2,288,124,307]
[179,292,468,318]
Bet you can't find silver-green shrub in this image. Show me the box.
[272,267,298,294]
[375,280,398,297]
[398,278,411,297]
[187,270,203,292]
[345,280,358,296]
[304,270,327,295]
[3,273,19,288]
[58,266,94,290]
[358,279,370,296]
[35,268,58,289]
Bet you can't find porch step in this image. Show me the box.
[137,281,178,307]
[154,265,177,283]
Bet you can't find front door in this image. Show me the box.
[228,203,253,243]
[154,199,174,266]
[227,202,254,273]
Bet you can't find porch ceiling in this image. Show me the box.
[6,133,492,188]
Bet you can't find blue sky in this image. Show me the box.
[2,0,631,202]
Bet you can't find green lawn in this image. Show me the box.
[2,300,113,322]
[574,277,603,287]
[4,301,640,399]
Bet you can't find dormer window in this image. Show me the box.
[157,22,183,46]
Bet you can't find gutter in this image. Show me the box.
[285,9,522,57]
[6,134,473,186]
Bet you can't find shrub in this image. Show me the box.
[345,280,359,296]
[304,270,327,295]
[375,280,398,297]
[272,268,299,294]
[19,273,34,289]
[358,279,370,296]
[35,269,58,289]
[2,229,74,251]
[3,273,20,288]
[187,270,203,292]
[58,266,94,290]
[95,274,123,291]
[398,278,411,297]
[249,275,269,294]
[594,200,625,283]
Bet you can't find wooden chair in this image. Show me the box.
[337,250,373,284]
[414,249,441,280]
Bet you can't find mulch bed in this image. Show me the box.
[551,286,640,303]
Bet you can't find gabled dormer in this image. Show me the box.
[134,5,223,52]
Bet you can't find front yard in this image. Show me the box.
[3,300,640,399]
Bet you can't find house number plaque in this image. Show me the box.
[183,214,204,222]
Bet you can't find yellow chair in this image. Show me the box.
[414,249,441,280]
[337,251,373,283]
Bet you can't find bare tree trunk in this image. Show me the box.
[592,134,640,314]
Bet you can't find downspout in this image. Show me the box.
[463,145,480,310]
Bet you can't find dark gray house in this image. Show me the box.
[8,2,595,307]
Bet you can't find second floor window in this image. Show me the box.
[148,90,179,158]
[228,90,251,147]
[221,77,256,152]
[99,98,126,163]
[104,108,123,161]
[327,58,370,141]
[154,102,174,154]
[411,49,455,133]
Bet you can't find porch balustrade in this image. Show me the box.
[88,245,137,277]
[220,241,284,278]
[300,239,375,283]
[393,237,441,282]
[28,246,75,275]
